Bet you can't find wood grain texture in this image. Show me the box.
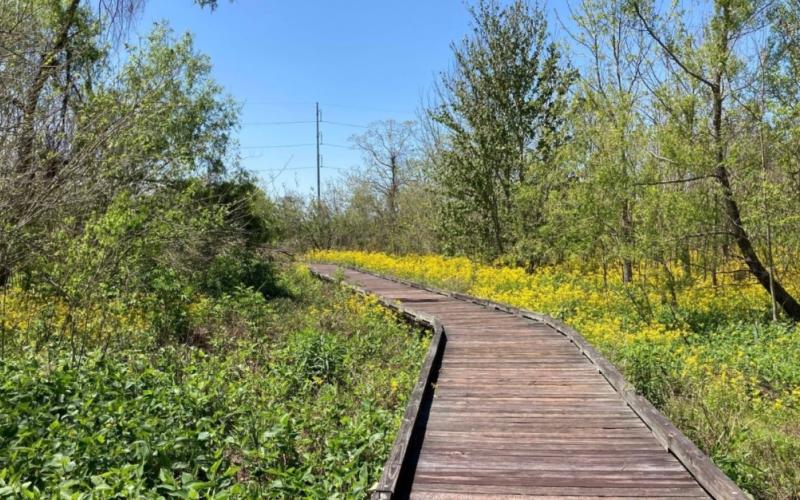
[308,264,744,500]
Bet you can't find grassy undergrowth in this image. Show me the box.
[309,250,800,500]
[0,265,428,498]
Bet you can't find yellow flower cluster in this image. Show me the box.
[0,286,151,346]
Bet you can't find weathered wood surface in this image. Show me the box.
[309,264,744,500]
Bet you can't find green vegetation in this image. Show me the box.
[0,2,427,497]
[3,0,800,497]
[287,0,800,324]
[285,4,800,491]
[0,266,427,497]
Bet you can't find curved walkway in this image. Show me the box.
[309,264,743,500]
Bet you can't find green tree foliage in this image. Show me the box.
[88,25,240,184]
[285,0,800,320]
[429,0,575,262]
[0,1,234,286]
[0,0,284,351]
[628,0,800,318]
[389,0,800,320]
[559,0,652,282]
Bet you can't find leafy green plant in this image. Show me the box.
[287,329,346,385]
[0,265,427,497]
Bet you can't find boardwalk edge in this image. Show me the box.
[308,267,446,499]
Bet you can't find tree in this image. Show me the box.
[350,120,418,223]
[564,0,652,283]
[630,0,800,319]
[0,1,236,287]
[429,0,575,262]
[6,0,219,177]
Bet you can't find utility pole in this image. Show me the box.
[316,102,321,207]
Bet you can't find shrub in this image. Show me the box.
[201,253,283,299]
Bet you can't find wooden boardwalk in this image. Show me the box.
[309,264,744,500]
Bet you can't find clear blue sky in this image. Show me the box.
[138,1,573,196]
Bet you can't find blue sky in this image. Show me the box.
[138,1,573,196]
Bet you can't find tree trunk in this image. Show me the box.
[715,165,800,318]
[15,0,81,174]
[617,121,633,284]
[0,266,9,288]
[621,199,633,284]
[680,245,691,279]
[490,204,505,257]
[711,86,800,320]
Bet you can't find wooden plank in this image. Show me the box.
[414,467,696,480]
[409,483,709,497]
[415,461,690,473]
[416,451,685,465]
[417,446,704,459]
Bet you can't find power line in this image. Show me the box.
[241,120,315,126]
[239,101,359,193]
[240,100,414,115]
[240,143,316,149]
[241,143,351,150]
[321,102,416,114]
[321,120,367,129]
[242,100,315,106]
[240,119,370,129]
[249,166,316,172]
[248,165,347,172]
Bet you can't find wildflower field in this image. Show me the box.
[308,250,800,499]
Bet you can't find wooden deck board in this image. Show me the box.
[309,264,743,499]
